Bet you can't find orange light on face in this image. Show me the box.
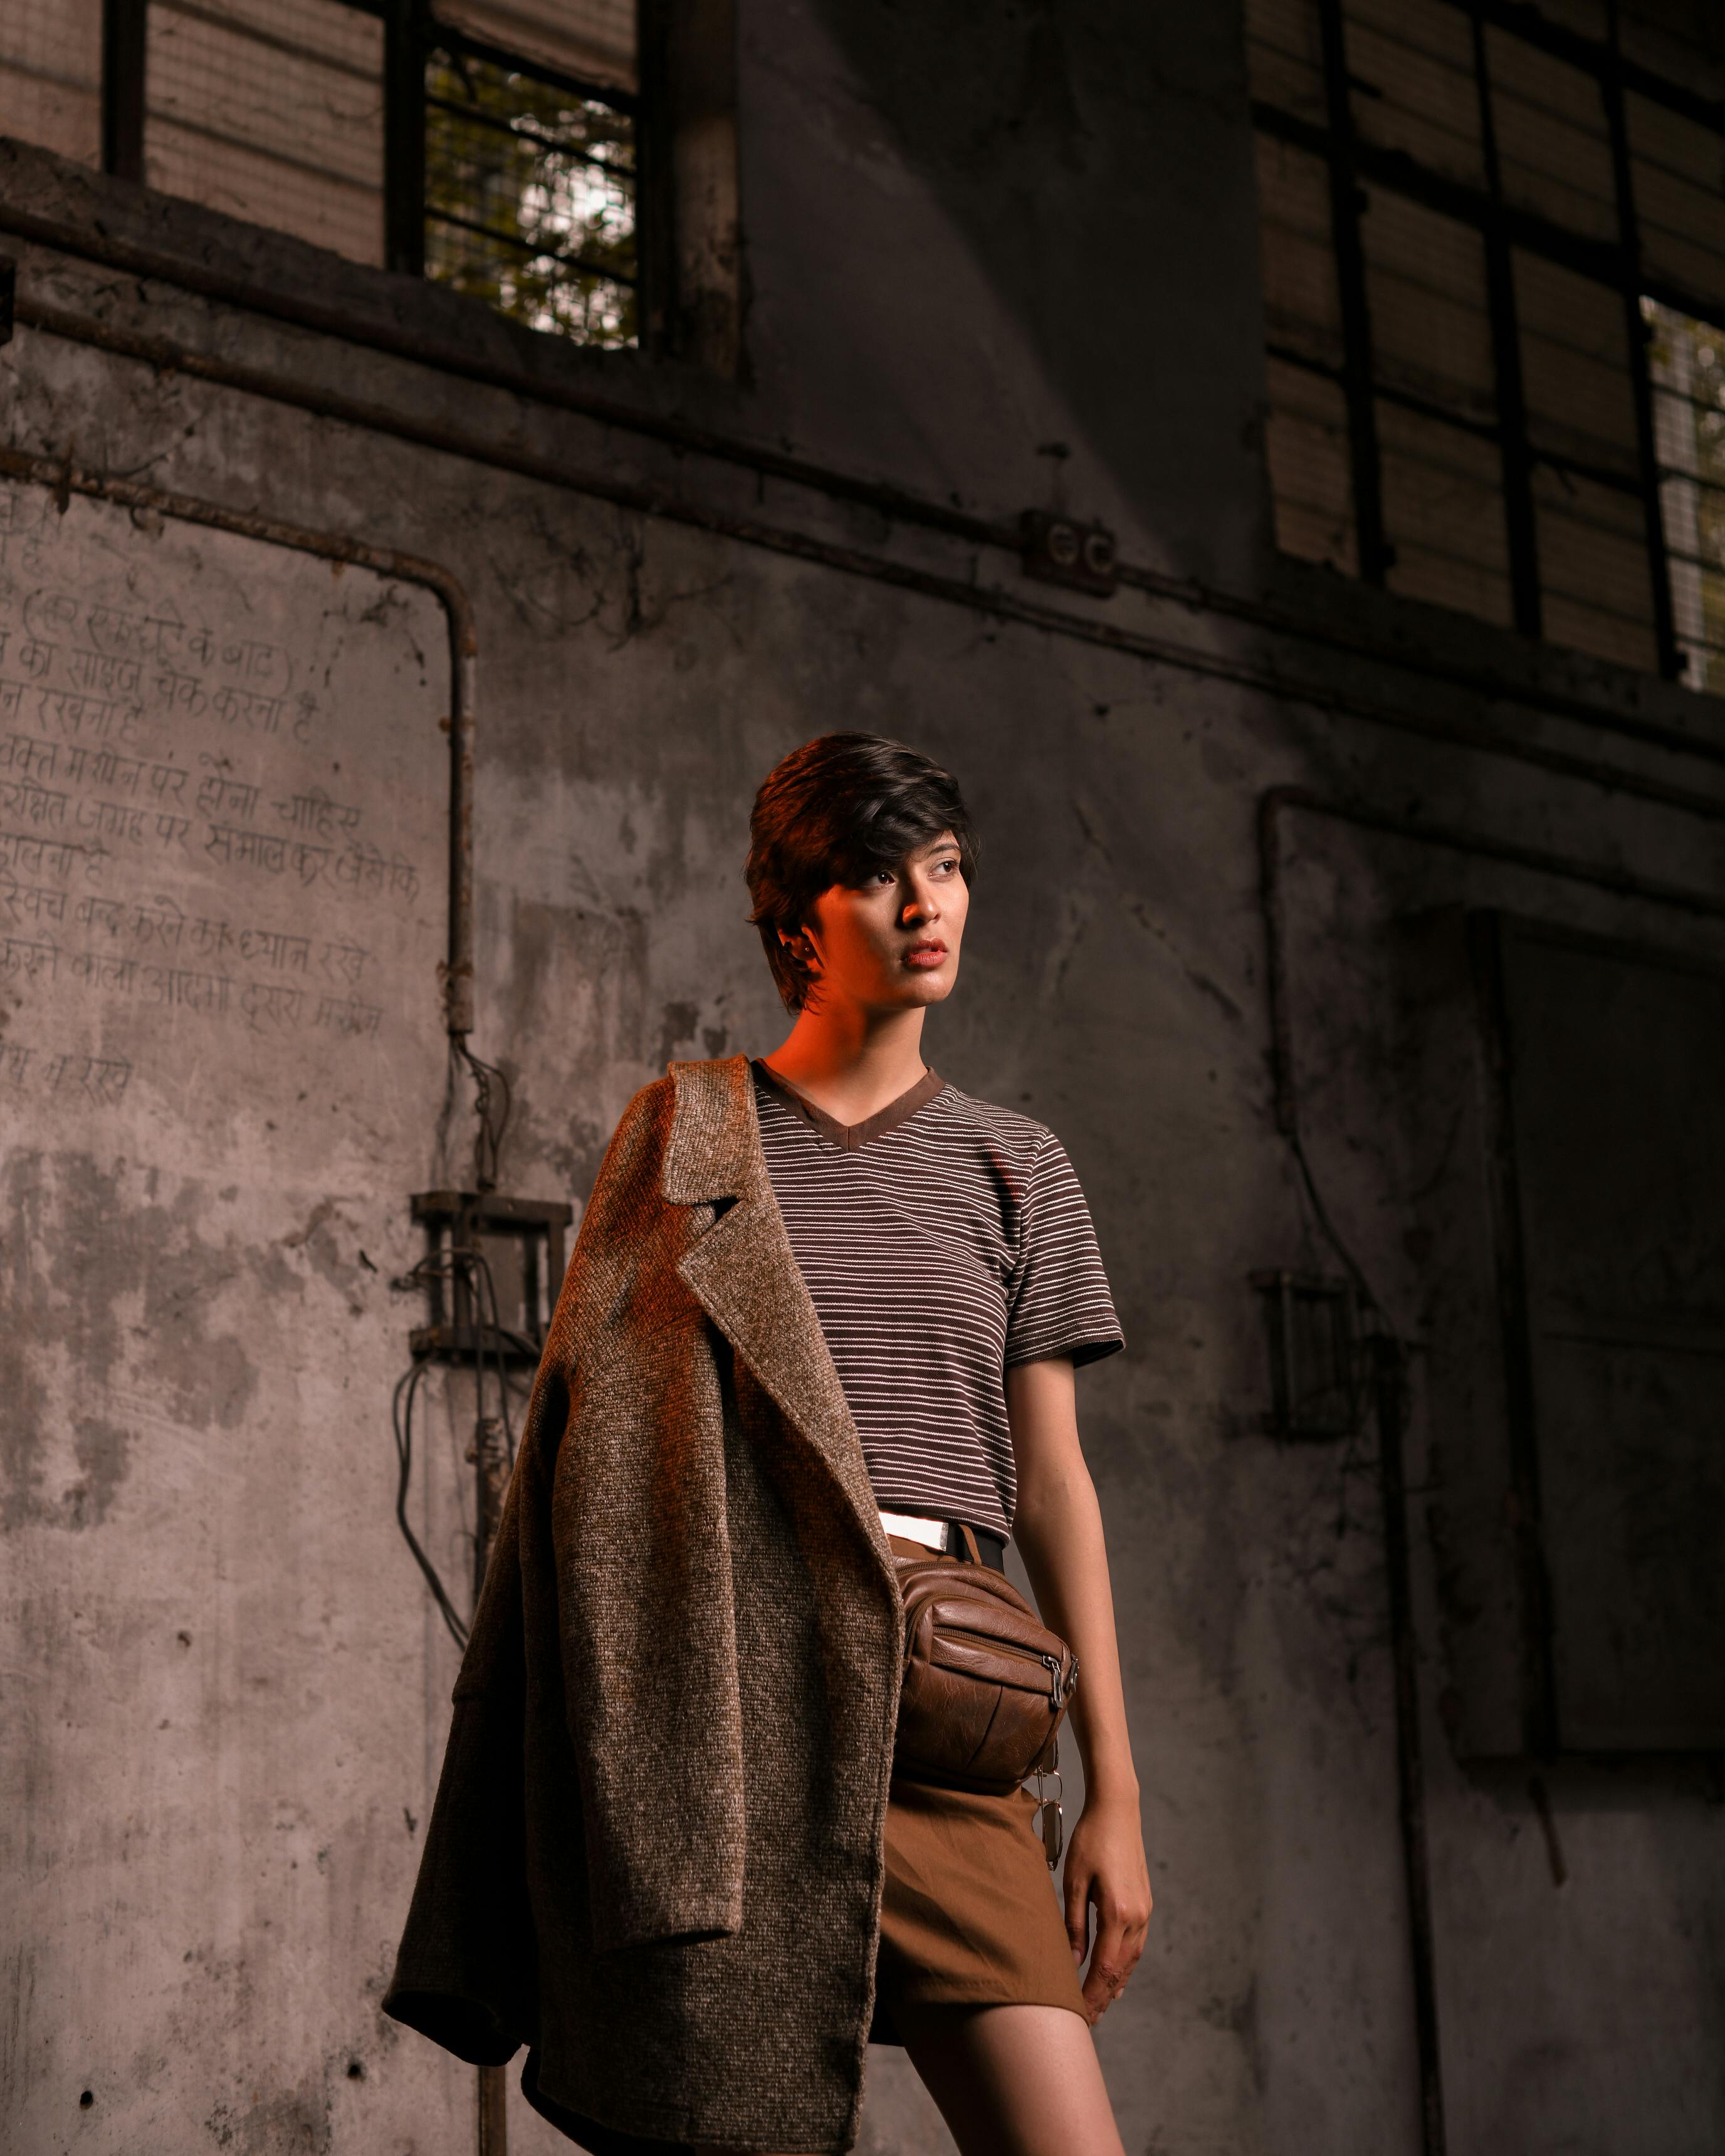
[800,832,968,1017]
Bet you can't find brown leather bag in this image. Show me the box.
[893,1555,1079,1796]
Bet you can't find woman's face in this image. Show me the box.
[797,830,968,1013]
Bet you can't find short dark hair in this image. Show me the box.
[746,733,977,1011]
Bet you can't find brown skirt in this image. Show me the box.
[870,1777,1087,2043]
[870,1536,1088,2042]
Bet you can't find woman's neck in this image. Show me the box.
[760,1005,930,1126]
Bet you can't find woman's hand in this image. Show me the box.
[1004,1356,1154,2026]
[1062,1791,1152,2024]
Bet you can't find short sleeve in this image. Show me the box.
[1004,1131,1125,1369]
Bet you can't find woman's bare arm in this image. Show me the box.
[1006,1353,1151,2023]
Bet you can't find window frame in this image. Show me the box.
[1252,0,1725,684]
[98,0,653,350]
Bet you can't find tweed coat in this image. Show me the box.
[384,1055,905,2153]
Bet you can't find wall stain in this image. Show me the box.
[656,1000,700,1070]
[204,2086,332,2153]
[3,1151,265,1531]
[66,1415,134,1529]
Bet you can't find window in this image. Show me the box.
[1247,0,1725,691]
[6,0,639,347]
[1646,302,1725,686]
[145,0,387,271]
[421,40,637,345]
[0,0,103,165]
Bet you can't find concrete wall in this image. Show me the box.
[2,4,1722,2152]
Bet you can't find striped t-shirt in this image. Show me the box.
[752,1062,1123,1538]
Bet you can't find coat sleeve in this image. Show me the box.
[543,1079,748,1953]
[382,1449,535,2063]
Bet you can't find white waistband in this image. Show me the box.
[879,1509,948,1551]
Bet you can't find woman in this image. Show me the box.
[386,736,1151,2156]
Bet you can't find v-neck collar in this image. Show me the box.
[751,1058,945,1153]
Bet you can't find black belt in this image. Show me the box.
[941,1519,1007,1573]
[883,1513,1007,1573]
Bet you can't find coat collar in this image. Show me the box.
[664,1057,896,1593]
[663,1054,768,1204]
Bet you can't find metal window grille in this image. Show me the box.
[0,0,103,167]
[1646,301,1725,690]
[1247,0,1725,689]
[144,0,386,269]
[421,41,637,345]
[72,0,639,345]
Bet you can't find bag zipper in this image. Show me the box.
[926,1616,1070,1709]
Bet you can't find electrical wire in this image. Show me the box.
[394,1025,527,1638]
[390,1242,536,1640]
[451,1039,513,1194]
[1287,1121,1398,1405]
[392,1355,470,1649]
[401,1241,524,1463]
[1292,1130,1382,1319]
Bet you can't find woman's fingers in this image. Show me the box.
[1080,1902,1135,2023]
[1062,1809,1153,2017]
[1063,1858,1094,1965]
[1079,1885,1151,2023]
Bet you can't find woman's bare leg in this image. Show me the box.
[897,2002,1125,2156]
[693,2004,1121,2156]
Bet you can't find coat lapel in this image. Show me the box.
[666,1057,894,1584]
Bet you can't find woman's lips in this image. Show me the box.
[903,942,947,969]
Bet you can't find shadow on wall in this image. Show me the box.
[799,0,1266,570]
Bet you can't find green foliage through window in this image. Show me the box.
[424,52,636,347]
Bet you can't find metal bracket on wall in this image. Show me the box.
[1250,1269,1362,1439]
[407,1190,573,1364]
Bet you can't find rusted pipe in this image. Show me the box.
[1113,558,1725,772]
[1255,790,1725,2156]
[0,440,478,1040]
[1372,1336,1449,2156]
[4,197,1722,773]
[0,203,1010,549]
[14,299,1725,830]
[1257,782,1725,1141]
